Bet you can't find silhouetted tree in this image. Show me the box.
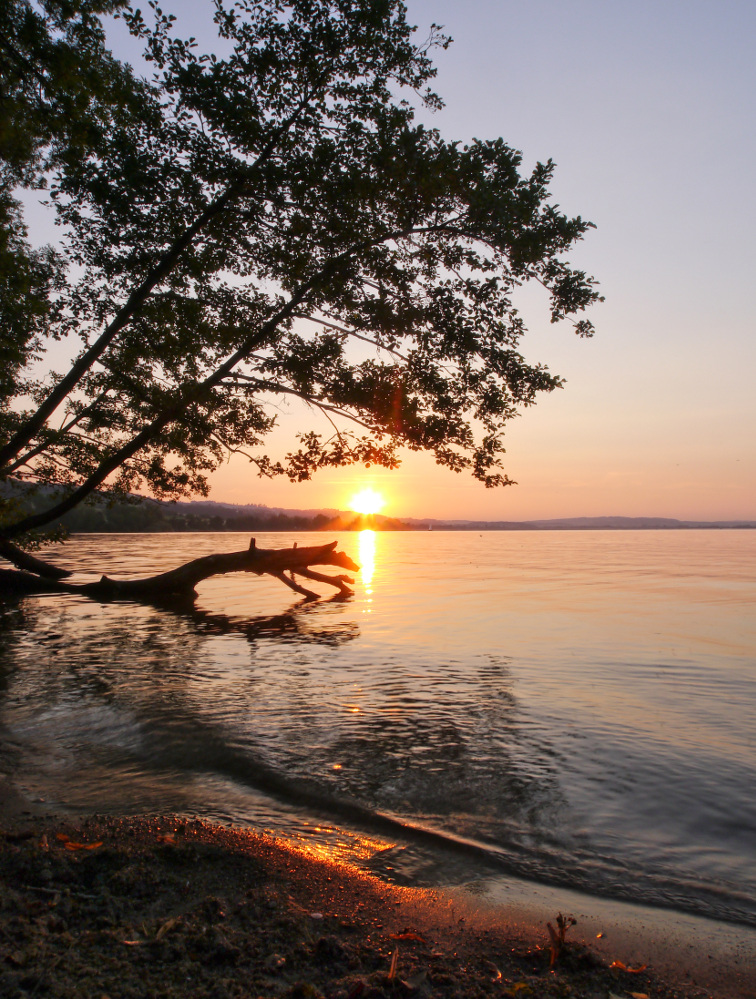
[0,0,599,598]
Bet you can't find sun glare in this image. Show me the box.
[350,488,385,516]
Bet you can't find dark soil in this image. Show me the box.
[0,814,719,999]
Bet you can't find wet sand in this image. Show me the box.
[2,781,754,999]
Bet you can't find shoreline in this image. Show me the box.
[2,789,755,999]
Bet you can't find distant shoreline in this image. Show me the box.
[63,518,756,533]
[3,482,754,532]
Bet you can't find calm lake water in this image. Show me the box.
[1,530,755,930]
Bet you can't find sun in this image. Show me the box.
[350,488,385,516]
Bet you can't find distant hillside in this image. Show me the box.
[0,482,408,533]
[403,515,756,531]
[2,481,754,532]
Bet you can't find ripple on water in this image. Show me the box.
[1,530,755,928]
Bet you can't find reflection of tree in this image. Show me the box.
[0,591,359,705]
[0,592,360,805]
[169,596,361,649]
[0,602,33,692]
[1,596,569,894]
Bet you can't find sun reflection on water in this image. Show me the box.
[358,529,375,591]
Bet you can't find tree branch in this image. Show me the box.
[0,539,72,579]
[0,539,358,602]
[2,219,440,538]
[0,86,325,471]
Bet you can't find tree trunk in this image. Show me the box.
[0,538,359,604]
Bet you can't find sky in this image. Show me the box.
[215,0,756,520]
[29,1,756,521]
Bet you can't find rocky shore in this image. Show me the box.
[0,804,729,999]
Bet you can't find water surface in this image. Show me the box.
[1,530,754,929]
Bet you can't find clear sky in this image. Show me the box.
[35,1,756,521]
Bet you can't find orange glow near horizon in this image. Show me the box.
[349,488,385,516]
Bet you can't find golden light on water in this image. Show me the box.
[359,529,375,589]
[350,488,385,515]
[284,826,396,864]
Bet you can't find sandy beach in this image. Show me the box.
[2,780,753,999]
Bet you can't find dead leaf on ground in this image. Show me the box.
[389,931,426,943]
[345,980,366,999]
[387,946,399,981]
[155,916,180,940]
[401,968,428,991]
[610,960,648,973]
[56,832,102,850]
[483,961,502,981]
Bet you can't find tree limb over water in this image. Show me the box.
[0,539,358,604]
[1,0,600,559]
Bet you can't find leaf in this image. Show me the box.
[610,960,648,973]
[56,831,102,850]
[156,833,175,844]
[546,922,560,967]
[345,981,366,999]
[401,969,428,990]
[387,947,399,981]
[155,916,180,940]
[484,961,502,981]
[631,993,650,998]
[389,931,426,943]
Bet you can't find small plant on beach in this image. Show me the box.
[547,912,577,968]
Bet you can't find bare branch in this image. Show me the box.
[0,539,359,603]
[0,539,71,579]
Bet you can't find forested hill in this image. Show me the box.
[0,484,407,533]
[2,484,754,532]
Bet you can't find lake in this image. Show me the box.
[1,529,755,933]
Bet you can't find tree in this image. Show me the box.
[1,0,147,429]
[0,0,600,600]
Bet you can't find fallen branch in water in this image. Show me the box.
[0,538,359,604]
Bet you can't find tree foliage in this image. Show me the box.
[0,0,601,546]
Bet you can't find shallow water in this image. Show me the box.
[1,530,754,929]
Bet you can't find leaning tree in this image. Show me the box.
[0,0,600,602]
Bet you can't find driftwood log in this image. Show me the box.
[0,538,360,603]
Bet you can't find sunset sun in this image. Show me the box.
[349,488,385,516]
